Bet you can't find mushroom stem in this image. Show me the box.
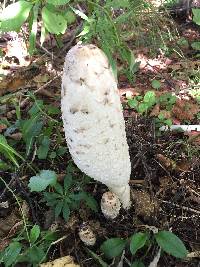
[108,184,131,209]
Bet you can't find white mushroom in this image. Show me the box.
[101,191,121,219]
[78,223,96,246]
[61,44,131,209]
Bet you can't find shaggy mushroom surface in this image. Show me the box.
[61,44,131,208]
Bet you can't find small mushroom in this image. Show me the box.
[101,191,121,219]
[78,223,96,246]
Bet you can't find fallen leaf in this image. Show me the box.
[40,256,79,267]
[172,99,199,121]
[156,154,176,170]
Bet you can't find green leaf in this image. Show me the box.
[71,7,90,22]
[37,136,50,159]
[100,238,126,259]
[64,173,72,191]
[105,0,130,8]
[22,245,45,264]
[56,146,67,156]
[82,193,98,212]
[143,91,156,106]
[54,183,64,195]
[29,3,39,55]
[130,232,149,255]
[47,0,70,6]
[192,8,200,25]
[42,5,67,34]
[86,248,108,267]
[0,1,33,32]
[164,119,172,126]
[0,134,23,167]
[131,260,145,267]
[54,200,63,218]
[30,225,40,244]
[151,80,161,89]
[4,241,22,267]
[62,199,70,221]
[20,114,43,155]
[138,103,148,114]
[63,10,76,25]
[28,170,57,192]
[128,98,138,109]
[191,42,200,51]
[155,231,188,259]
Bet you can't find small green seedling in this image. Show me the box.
[29,166,98,221]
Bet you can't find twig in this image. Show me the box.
[161,200,200,215]
[20,74,60,108]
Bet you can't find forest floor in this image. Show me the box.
[0,6,199,267]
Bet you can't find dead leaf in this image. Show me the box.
[172,99,199,121]
[0,124,7,133]
[40,256,79,267]
[156,154,176,170]
[150,104,160,117]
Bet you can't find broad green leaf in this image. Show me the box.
[28,170,57,192]
[29,3,39,55]
[0,1,33,32]
[30,225,40,244]
[64,10,76,24]
[4,241,22,267]
[155,231,188,259]
[151,80,161,89]
[138,103,148,114]
[192,8,200,25]
[131,260,145,267]
[100,238,126,259]
[47,0,70,6]
[130,232,149,255]
[143,91,156,106]
[191,42,200,51]
[54,200,63,218]
[37,136,50,159]
[62,199,70,221]
[42,5,67,34]
[22,245,45,264]
[128,98,138,109]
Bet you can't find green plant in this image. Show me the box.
[0,0,75,54]
[90,229,188,266]
[128,91,176,128]
[128,91,157,114]
[155,112,172,128]
[0,224,58,266]
[28,165,98,221]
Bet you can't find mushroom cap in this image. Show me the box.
[101,191,121,219]
[78,223,96,246]
[61,44,131,189]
